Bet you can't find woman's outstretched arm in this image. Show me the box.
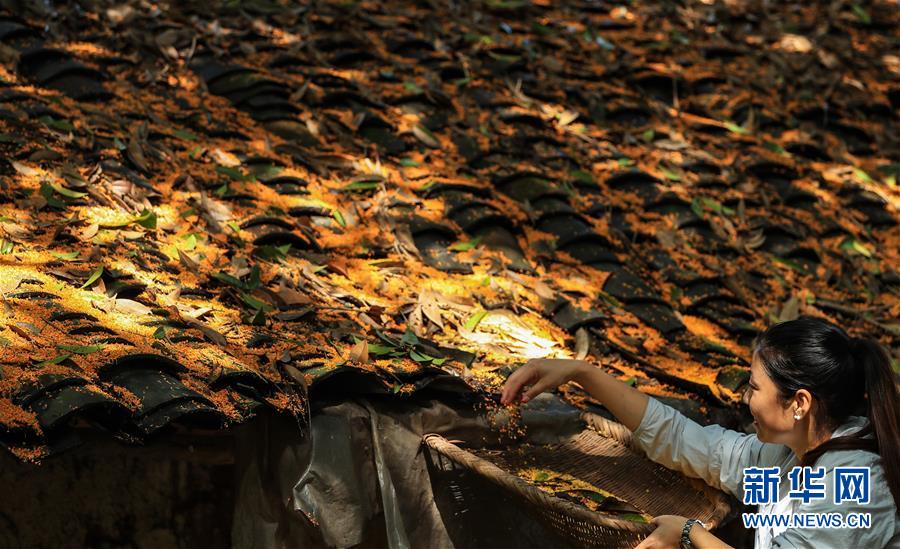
[501,357,649,431]
[503,359,740,548]
[502,357,790,499]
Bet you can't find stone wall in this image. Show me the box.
[0,432,235,549]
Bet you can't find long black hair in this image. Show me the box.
[752,315,900,506]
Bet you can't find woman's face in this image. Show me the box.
[744,354,798,444]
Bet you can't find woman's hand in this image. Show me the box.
[634,515,688,549]
[500,358,589,405]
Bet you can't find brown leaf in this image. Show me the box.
[199,191,232,232]
[412,125,441,149]
[574,327,590,361]
[419,291,444,329]
[533,280,556,300]
[349,339,369,363]
[11,161,39,177]
[0,220,32,240]
[281,362,309,393]
[177,248,200,274]
[183,317,227,346]
[115,298,152,315]
[778,295,800,322]
[210,148,241,167]
[80,223,100,241]
[276,283,312,306]
[126,129,150,174]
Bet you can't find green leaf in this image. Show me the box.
[250,163,283,180]
[172,128,198,141]
[34,353,71,367]
[641,129,655,142]
[624,376,637,387]
[691,198,705,219]
[618,513,648,523]
[332,209,346,227]
[763,141,789,156]
[113,137,127,150]
[368,343,396,355]
[569,170,594,185]
[409,350,433,362]
[341,180,381,192]
[247,265,261,290]
[464,309,488,330]
[153,326,167,339]
[50,183,87,199]
[616,157,634,167]
[39,182,66,209]
[724,121,750,135]
[533,471,550,482]
[399,158,421,167]
[134,209,157,230]
[449,235,483,252]
[853,168,874,184]
[181,233,198,251]
[852,4,871,24]
[213,271,246,289]
[0,239,13,254]
[247,308,267,326]
[771,255,807,273]
[80,266,104,289]
[486,51,521,62]
[255,243,292,262]
[659,166,681,181]
[38,115,75,132]
[692,197,733,217]
[403,81,424,94]
[432,357,448,365]
[401,329,419,347]
[216,165,253,182]
[52,251,80,260]
[597,291,622,308]
[840,237,872,258]
[57,343,104,354]
[0,133,20,143]
[240,292,274,312]
[669,287,682,301]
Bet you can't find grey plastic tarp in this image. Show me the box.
[230,394,585,549]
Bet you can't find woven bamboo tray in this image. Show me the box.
[423,412,732,548]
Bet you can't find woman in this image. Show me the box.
[501,316,899,548]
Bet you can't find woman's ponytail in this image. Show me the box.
[763,318,900,507]
[851,337,900,507]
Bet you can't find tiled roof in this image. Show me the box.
[0,0,897,461]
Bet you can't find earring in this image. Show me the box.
[793,410,802,420]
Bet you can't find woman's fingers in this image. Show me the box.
[500,362,538,404]
[521,378,552,403]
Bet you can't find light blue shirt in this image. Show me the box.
[631,397,900,547]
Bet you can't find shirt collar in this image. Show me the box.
[831,415,870,438]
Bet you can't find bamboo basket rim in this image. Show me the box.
[423,411,733,538]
